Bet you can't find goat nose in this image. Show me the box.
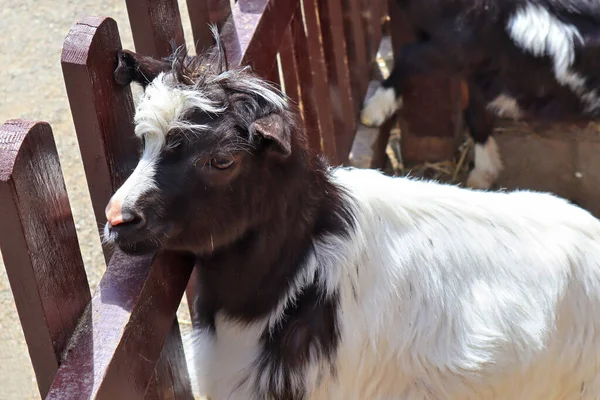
[105,199,131,227]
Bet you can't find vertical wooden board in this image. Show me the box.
[220,0,297,78]
[317,0,356,163]
[291,5,323,155]
[144,320,194,400]
[301,0,337,161]
[341,0,369,114]
[61,17,138,262]
[360,0,384,63]
[279,26,301,106]
[46,250,195,400]
[0,120,91,398]
[126,0,186,58]
[187,0,233,54]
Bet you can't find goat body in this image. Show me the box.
[186,167,600,399]
[107,47,600,400]
[361,0,600,189]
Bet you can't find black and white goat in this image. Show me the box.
[361,0,600,189]
[106,45,600,399]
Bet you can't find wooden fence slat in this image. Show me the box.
[46,250,195,400]
[279,26,301,106]
[61,17,138,263]
[187,0,233,54]
[144,320,194,400]
[0,120,91,398]
[317,0,355,164]
[62,17,192,398]
[300,0,337,162]
[220,0,297,78]
[387,0,463,164]
[341,0,369,114]
[126,0,186,58]
[291,5,323,155]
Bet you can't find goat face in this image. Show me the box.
[104,49,301,255]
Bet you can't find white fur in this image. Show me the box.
[360,87,402,127]
[185,166,600,399]
[507,3,600,113]
[487,94,523,119]
[467,136,504,190]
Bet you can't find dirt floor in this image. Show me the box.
[0,1,198,398]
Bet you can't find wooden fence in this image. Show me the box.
[0,0,461,398]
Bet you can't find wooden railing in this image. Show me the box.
[0,0,462,398]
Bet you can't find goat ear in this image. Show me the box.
[114,49,171,88]
[250,114,291,156]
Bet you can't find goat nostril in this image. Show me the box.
[109,210,145,228]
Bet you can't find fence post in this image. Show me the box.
[62,17,192,398]
[0,120,91,397]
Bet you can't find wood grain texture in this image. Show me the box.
[0,120,91,398]
[187,0,232,54]
[45,250,195,400]
[61,17,138,263]
[341,0,369,114]
[62,17,194,399]
[220,0,297,78]
[299,0,337,163]
[317,0,356,164]
[279,26,301,106]
[126,0,186,58]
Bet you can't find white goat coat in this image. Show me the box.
[190,168,600,400]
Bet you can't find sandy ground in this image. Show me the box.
[0,1,198,398]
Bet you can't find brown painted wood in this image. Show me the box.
[0,120,91,398]
[360,0,384,63]
[388,0,463,165]
[317,0,356,164]
[144,320,194,400]
[279,26,301,106]
[61,17,138,262]
[62,17,193,398]
[126,0,186,58]
[300,0,337,162]
[187,0,232,54]
[46,250,195,400]
[220,0,297,78]
[341,0,369,114]
[291,5,323,156]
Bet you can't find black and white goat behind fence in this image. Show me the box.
[106,42,600,399]
[361,0,600,190]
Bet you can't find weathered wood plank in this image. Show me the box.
[45,250,195,400]
[279,26,301,106]
[341,0,369,114]
[291,5,323,155]
[317,0,355,164]
[62,17,192,398]
[220,0,297,78]
[61,17,138,262]
[300,0,337,162]
[126,0,186,58]
[144,320,194,400]
[0,120,91,398]
[187,0,232,54]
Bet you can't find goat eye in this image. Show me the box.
[208,156,234,169]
